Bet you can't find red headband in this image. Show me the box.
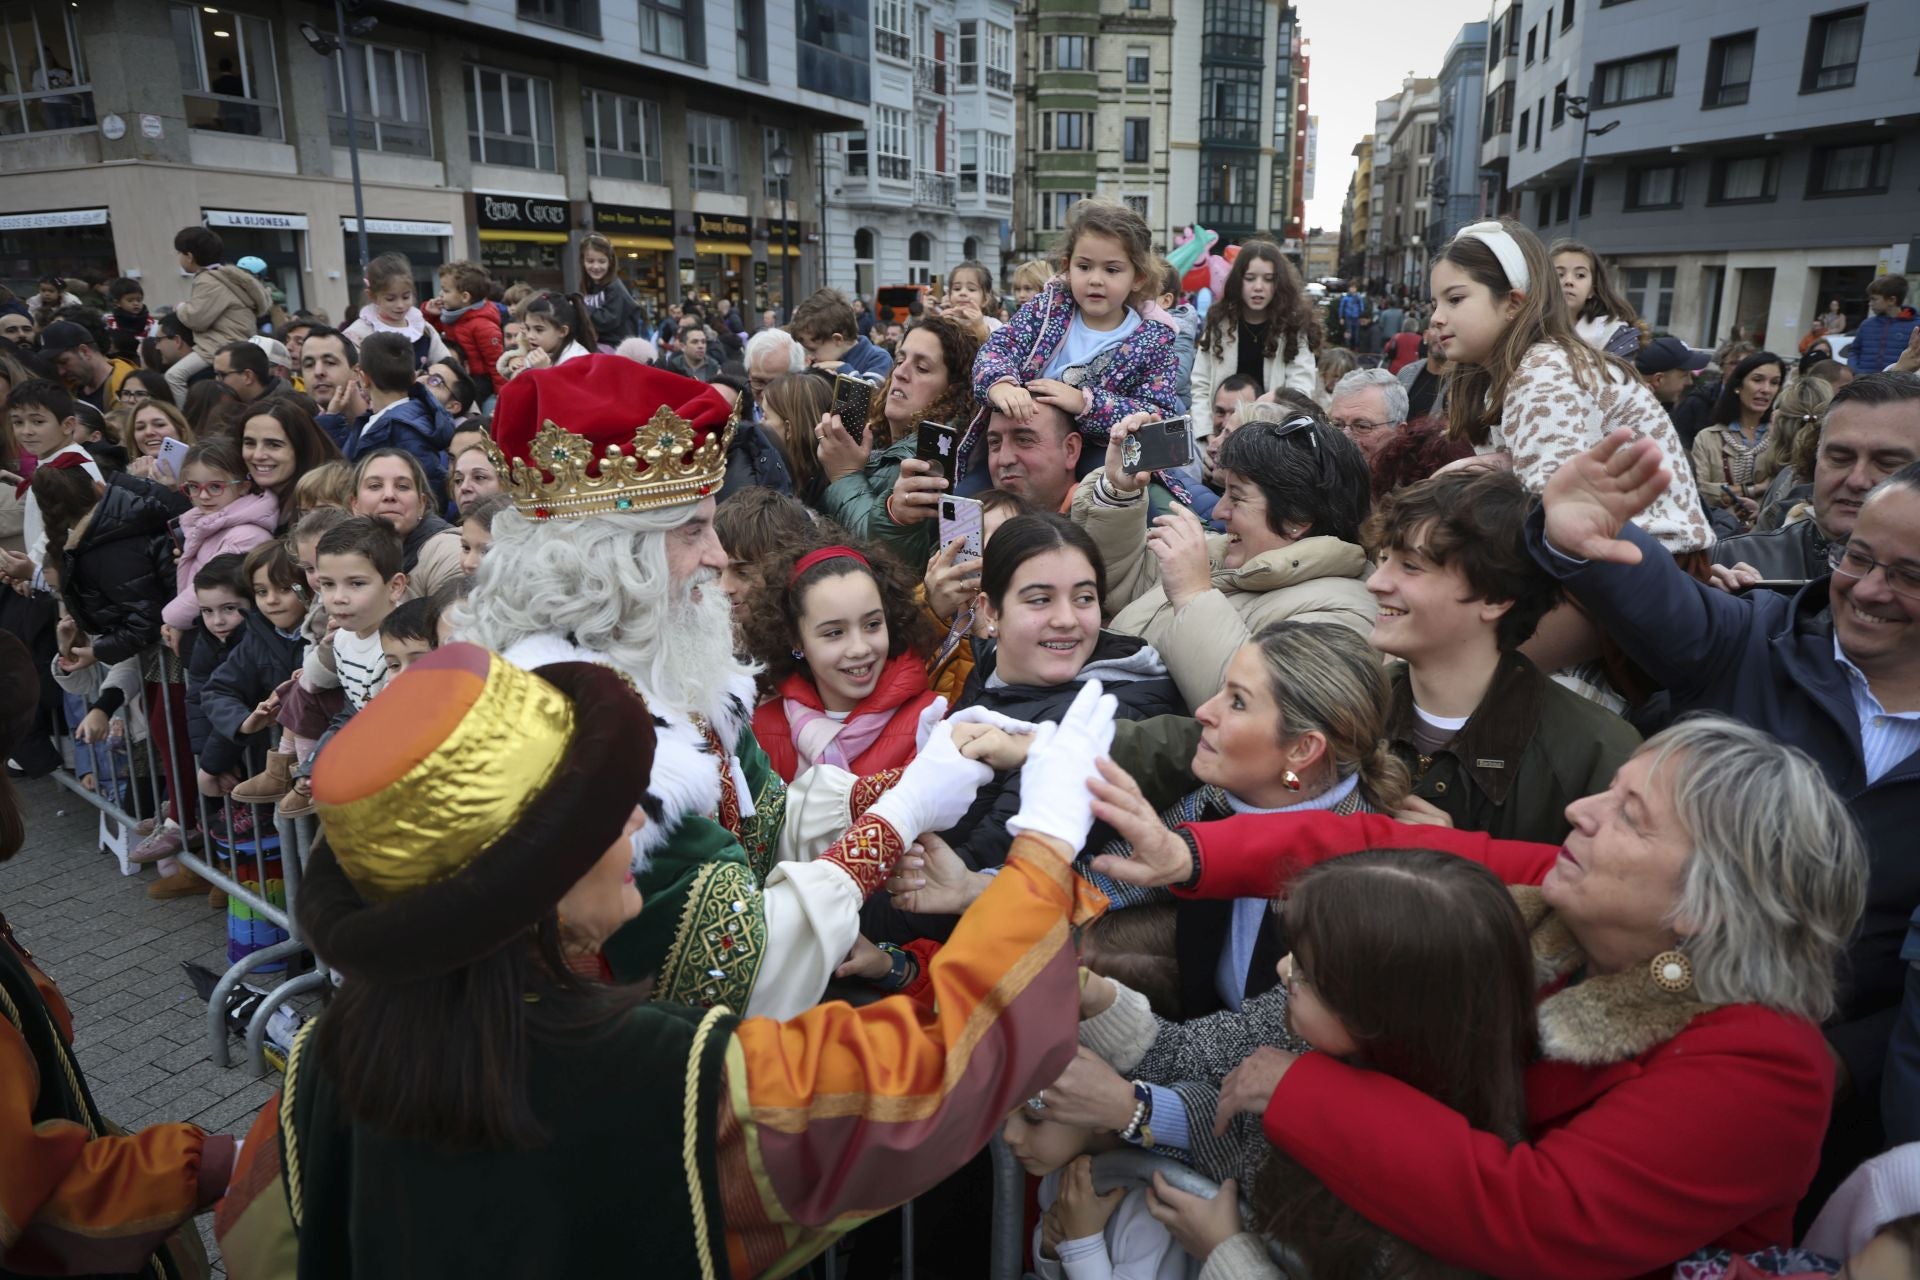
[15,450,88,499]
[790,545,871,585]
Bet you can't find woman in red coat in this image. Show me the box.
[1086,715,1869,1280]
[743,539,942,782]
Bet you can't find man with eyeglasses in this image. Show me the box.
[418,359,477,424]
[1711,374,1920,586]
[1534,412,1920,1220]
[211,340,288,404]
[1326,367,1408,463]
[743,326,804,419]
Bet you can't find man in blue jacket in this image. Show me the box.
[1848,275,1918,374]
[316,330,456,508]
[1532,421,1920,1223]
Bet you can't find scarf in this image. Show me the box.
[779,657,918,771]
[14,450,86,498]
[437,299,484,324]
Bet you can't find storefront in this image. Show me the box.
[342,217,455,314]
[762,217,805,316]
[203,209,306,314]
[475,193,570,295]
[691,211,752,306]
[590,203,676,317]
[0,207,117,300]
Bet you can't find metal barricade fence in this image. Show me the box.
[45,644,326,1076]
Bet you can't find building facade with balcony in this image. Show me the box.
[1011,0,1173,265]
[1340,132,1373,279]
[1362,98,1397,286]
[1494,0,1920,348]
[1373,77,1436,295]
[817,0,1014,300]
[0,0,865,321]
[1430,21,1489,250]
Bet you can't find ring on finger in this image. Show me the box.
[1027,1091,1048,1112]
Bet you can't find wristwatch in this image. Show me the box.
[875,941,917,992]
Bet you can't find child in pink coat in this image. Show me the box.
[160,437,278,642]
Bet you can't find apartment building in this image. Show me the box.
[1430,21,1489,250]
[1341,133,1373,279]
[816,0,1015,299]
[0,0,866,320]
[1376,77,1437,294]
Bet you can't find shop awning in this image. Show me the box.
[479,229,571,244]
[694,240,753,256]
[606,233,676,252]
[0,208,107,231]
[767,242,804,257]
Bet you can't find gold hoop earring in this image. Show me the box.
[1649,949,1693,994]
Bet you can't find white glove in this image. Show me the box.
[913,696,950,752]
[944,704,1039,736]
[1006,680,1118,852]
[867,721,993,841]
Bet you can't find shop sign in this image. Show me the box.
[593,203,675,236]
[694,211,750,239]
[764,218,804,244]
[476,193,571,233]
[343,218,455,238]
[205,209,310,231]
[753,261,769,284]
[0,208,108,232]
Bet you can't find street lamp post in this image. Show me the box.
[298,3,373,280]
[1563,91,1619,242]
[771,141,794,323]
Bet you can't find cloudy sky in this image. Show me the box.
[1298,0,1496,233]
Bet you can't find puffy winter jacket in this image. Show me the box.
[59,482,178,665]
[160,490,279,630]
[201,607,305,758]
[582,277,644,346]
[174,266,270,359]
[859,630,1184,945]
[1846,307,1918,374]
[820,434,916,537]
[185,618,245,772]
[720,422,795,502]
[317,384,459,507]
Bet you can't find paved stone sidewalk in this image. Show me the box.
[3,773,303,1274]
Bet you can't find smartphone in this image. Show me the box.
[155,434,191,481]
[1735,580,1808,593]
[1122,415,1194,474]
[938,495,984,563]
[915,420,960,485]
[833,374,875,445]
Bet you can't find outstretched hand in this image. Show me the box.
[1539,429,1671,565]
[1085,758,1193,888]
[1006,680,1119,853]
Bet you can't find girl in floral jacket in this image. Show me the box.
[971,198,1183,454]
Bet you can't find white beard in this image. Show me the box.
[640,574,751,726]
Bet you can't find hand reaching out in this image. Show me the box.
[1539,429,1672,565]
[1144,1174,1243,1261]
[885,833,990,915]
[1085,758,1193,888]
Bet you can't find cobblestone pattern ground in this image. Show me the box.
[2,773,299,1274]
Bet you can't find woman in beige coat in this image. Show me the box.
[1071,403,1376,709]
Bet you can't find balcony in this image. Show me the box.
[1201,116,1261,146]
[876,29,910,61]
[916,57,950,97]
[916,170,957,207]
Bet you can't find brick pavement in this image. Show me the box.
[3,773,300,1274]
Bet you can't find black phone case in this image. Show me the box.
[1123,417,1193,473]
[916,423,959,484]
[834,376,874,444]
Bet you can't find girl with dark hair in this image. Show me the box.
[515,292,596,374]
[350,448,464,600]
[1074,404,1376,709]
[115,367,176,409]
[343,251,451,370]
[941,259,1002,340]
[1549,239,1642,357]
[862,513,1183,945]
[240,397,345,533]
[757,370,835,506]
[578,233,643,347]
[181,376,238,437]
[742,539,939,781]
[1692,350,1786,524]
[1191,238,1323,409]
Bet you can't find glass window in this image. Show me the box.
[985,25,1012,91]
[1122,194,1148,217]
[1042,190,1088,231]
[1704,32,1754,108]
[846,130,868,177]
[853,227,875,299]
[986,131,1011,196]
[582,88,662,182]
[686,111,740,192]
[1126,47,1149,84]
[326,43,432,156]
[737,0,766,79]
[1625,163,1684,210]
[0,2,94,135]
[1048,35,1088,71]
[639,0,692,61]
[1623,267,1676,327]
[959,129,978,192]
[1708,154,1778,204]
[1123,117,1149,164]
[1597,49,1676,106]
[1803,8,1863,92]
[763,126,790,200]
[1808,141,1891,197]
[797,0,870,101]
[874,0,908,59]
[1202,65,1261,144]
[958,20,977,85]
[517,0,599,36]
[171,5,281,138]
[874,105,911,179]
[465,65,556,169]
[1046,111,1089,151]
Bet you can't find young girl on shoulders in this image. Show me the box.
[1549,239,1643,358]
[578,234,643,347]
[974,198,1184,449]
[741,539,939,782]
[1190,238,1323,410]
[1434,219,1712,558]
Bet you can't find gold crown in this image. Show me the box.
[488,403,739,521]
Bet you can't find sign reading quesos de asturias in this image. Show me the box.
[475,194,572,233]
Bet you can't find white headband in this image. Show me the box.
[1455,221,1530,294]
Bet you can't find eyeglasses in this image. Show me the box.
[1330,418,1396,434]
[183,480,236,499]
[1257,414,1320,450]
[421,373,449,390]
[1829,543,1920,599]
[118,387,150,402]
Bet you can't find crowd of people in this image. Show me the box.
[4,199,1920,1280]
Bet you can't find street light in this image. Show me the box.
[1563,92,1620,241]
[298,2,375,281]
[770,140,794,323]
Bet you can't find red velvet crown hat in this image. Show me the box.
[485,354,738,521]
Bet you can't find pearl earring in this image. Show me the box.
[1649,949,1693,993]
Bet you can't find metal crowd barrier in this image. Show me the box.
[44,645,325,1075]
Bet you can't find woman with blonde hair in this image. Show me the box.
[123,399,194,486]
[1754,374,1832,528]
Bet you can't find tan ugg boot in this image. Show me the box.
[277,783,316,819]
[231,751,294,803]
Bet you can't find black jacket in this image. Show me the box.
[1709,517,1830,582]
[585,277,644,345]
[185,618,244,771]
[201,607,306,756]
[59,482,177,666]
[1668,378,1718,451]
[719,422,794,502]
[861,630,1185,944]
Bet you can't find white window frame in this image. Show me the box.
[874,0,909,60]
[327,41,432,156]
[582,87,663,182]
[0,3,92,135]
[958,20,977,86]
[985,130,1011,196]
[639,0,692,60]
[173,5,283,140]
[875,105,911,180]
[466,64,557,170]
[959,128,979,192]
[985,24,1012,90]
[686,110,741,193]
